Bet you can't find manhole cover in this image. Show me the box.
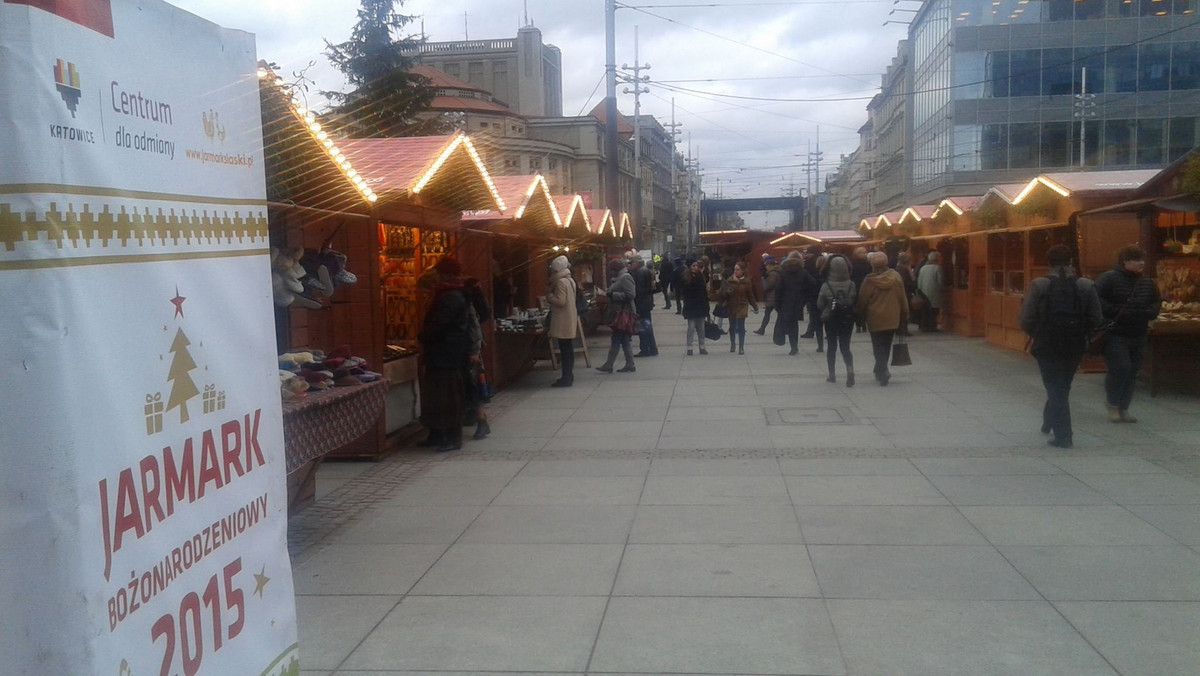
[765,407,859,426]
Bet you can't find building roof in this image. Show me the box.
[553,195,591,234]
[770,230,865,246]
[410,64,523,116]
[934,196,982,216]
[588,102,635,136]
[462,174,561,233]
[899,205,937,224]
[616,212,633,239]
[587,209,617,237]
[1038,170,1159,194]
[873,212,903,229]
[337,133,505,213]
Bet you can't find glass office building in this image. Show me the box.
[907,0,1200,202]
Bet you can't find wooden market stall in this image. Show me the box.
[331,132,505,456]
[1078,150,1200,395]
[461,173,571,389]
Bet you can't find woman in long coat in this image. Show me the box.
[596,257,637,373]
[546,254,579,387]
[774,250,814,355]
[722,262,758,354]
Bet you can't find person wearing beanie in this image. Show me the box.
[1094,244,1160,423]
[855,252,908,386]
[546,255,579,387]
[817,254,858,386]
[596,257,637,373]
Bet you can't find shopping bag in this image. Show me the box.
[610,309,638,334]
[890,334,912,366]
[712,301,729,318]
[704,321,723,341]
[772,319,786,346]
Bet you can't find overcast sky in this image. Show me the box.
[170,0,910,225]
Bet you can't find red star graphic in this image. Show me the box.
[170,287,186,318]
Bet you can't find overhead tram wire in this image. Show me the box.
[614,2,882,88]
[644,86,864,133]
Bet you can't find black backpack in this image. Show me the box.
[1034,272,1086,355]
[824,281,856,329]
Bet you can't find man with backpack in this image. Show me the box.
[1020,244,1103,448]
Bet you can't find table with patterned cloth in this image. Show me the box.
[281,379,388,473]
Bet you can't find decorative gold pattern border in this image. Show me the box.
[0,248,268,271]
[0,183,267,207]
[0,201,268,252]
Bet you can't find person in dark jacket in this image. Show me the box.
[418,258,472,452]
[1094,245,1160,423]
[775,250,815,355]
[659,256,676,310]
[672,256,685,313]
[818,255,858,386]
[800,245,824,342]
[629,255,659,357]
[1019,245,1103,448]
[754,256,780,336]
[597,258,638,373]
[849,247,872,333]
[680,259,711,355]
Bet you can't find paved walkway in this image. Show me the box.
[291,308,1200,676]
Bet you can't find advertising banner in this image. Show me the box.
[0,1,299,675]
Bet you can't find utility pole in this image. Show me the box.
[810,126,824,230]
[604,0,620,215]
[665,98,683,254]
[621,26,651,247]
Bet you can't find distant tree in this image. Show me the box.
[323,0,444,137]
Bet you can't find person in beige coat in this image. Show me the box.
[854,251,909,385]
[547,255,579,387]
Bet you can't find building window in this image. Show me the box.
[1009,50,1041,97]
[444,63,460,79]
[982,124,1008,170]
[1171,42,1200,89]
[1123,0,1194,16]
[1042,121,1072,168]
[493,61,508,96]
[1169,116,1199,159]
[467,61,484,85]
[1137,118,1167,165]
[504,155,519,169]
[1106,45,1138,93]
[1139,43,1172,92]
[1041,48,1074,96]
[1009,123,1040,169]
[529,157,541,171]
[1103,119,1135,166]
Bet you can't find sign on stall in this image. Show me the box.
[0,1,299,675]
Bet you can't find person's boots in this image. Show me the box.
[417,428,444,447]
[846,369,855,387]
[1119,409,1138,423]
[473,418,491,439]
[827,369,836,383]
[1106,404,1122,423]
[438,427,463,452]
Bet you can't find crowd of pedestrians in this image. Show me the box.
[416,241,1159,452]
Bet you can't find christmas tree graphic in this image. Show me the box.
[166,328,200,424]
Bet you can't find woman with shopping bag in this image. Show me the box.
[854,252,909,386]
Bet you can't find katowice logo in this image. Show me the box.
[54,59,82,117]
[10,0,115,38]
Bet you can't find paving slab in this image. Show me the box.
[590,597,846,675]
[293,317,1200,675]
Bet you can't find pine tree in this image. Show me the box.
[323,0,444,138]
[166,328,200,424]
